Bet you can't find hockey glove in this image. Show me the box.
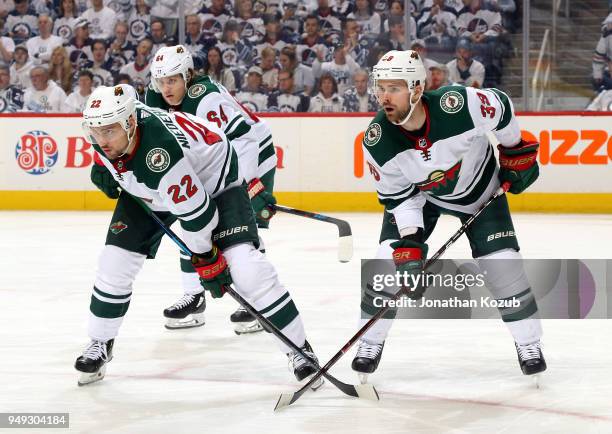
[248,178,277,228]
[498,140,539,194]
[192,246,233,298]
[390,239,429,300]
[91,154,120,199]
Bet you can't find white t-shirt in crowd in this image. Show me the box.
[23,80,67,112]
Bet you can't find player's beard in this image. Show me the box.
[385,102,411,124]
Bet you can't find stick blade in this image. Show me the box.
[274,392,297,411]
[338,235,353,263]
[354,383,380,401]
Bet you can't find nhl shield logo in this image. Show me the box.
[363,123,382,147]
[145,148,171,172]
[440,91,464,114]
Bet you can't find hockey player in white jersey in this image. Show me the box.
[75,86,323,389]
[353,50,546,383]
[146,45,278,334]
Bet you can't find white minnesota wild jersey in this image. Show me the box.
[363,85,521,231]
[93,103,241,254]
[146,75,276,183]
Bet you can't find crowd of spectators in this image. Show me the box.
[589,10,612,110]
[0,0,519,113]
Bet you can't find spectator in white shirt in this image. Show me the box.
[312,43,360,95]
[10,44,33,88]
[54,0,79,43]
[309,72,343,112]
[82,0,117,40]
[6,0,38,44]
[446,38,485,88]
[0,25,15,67]
[119,37,152,97]
[23,65,67,112]
[63,69,94,112]
[26,14,63,65]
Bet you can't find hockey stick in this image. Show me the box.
[273,205,353,263]
[126,194,378,403]
[274,182,511,410]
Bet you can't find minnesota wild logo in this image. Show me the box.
[110,221,128,234]
[188,83,206,98]
[416,161,462,195]
[364,123,382,146]
[440,91,464,114]
[146,148,170,172]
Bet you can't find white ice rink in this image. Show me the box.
[1,211,611,434]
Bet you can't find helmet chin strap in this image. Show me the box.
[118,118,137,158]
[391,87,422,126]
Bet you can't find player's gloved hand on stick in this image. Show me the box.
[248,178,277,227]
[390,238,428,300]
[497,140,539,194]
[192,246,233,298]
[91,153,120,199]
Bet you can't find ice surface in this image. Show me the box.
[1,211,611,433]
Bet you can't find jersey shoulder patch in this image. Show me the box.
[182,75,220,113]
[135,107,186,188]
[362,111,409,167]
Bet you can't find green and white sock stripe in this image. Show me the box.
[90,286,131,319]
[258,292,300,330]
[180,253,196,272]
[497,288,539,322]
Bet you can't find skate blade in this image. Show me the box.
[165,314,205,330]
[234,320,264,335]
[77,365,106,386]
[532,373,543,389]
[358,373,369,385]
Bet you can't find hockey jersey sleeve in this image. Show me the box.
[194,90,252,142]
[363,146,426,232]
[465,86,521,148]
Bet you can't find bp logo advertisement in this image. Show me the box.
[15,130,59,175]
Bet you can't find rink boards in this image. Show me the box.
[1,112,611,212]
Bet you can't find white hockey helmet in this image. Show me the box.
[372,50,427,125]
[372,49,427,91]
[150,45,194,93]
[83,85,136,133]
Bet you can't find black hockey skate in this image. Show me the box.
[230,306,263,335]
[75,339,114,386]
[163,292,206,329]
[352,340,385,384]
[288,340,324,391]
[516,341,547,376]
